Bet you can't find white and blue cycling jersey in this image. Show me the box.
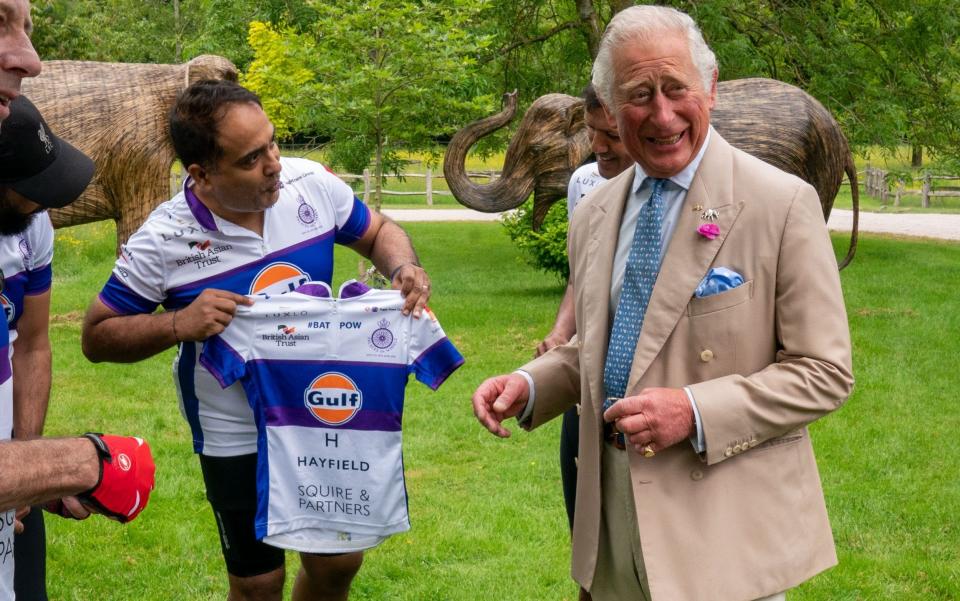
[0,313,14,597]
[2,213,54,345]
[199,280,464,553]
[97,158,371,456]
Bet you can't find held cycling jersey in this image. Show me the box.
[97,158,371,456]
[200,280,464,553]
[1,212,54,346]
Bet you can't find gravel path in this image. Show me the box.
[383,207,960,241]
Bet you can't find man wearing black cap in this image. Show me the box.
[0,7,157,600]
[0,94,93,600]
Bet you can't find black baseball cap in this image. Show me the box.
[0,95,95,209]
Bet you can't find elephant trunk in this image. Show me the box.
[443,91,539,213]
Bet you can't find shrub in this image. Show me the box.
[501,199,569,282]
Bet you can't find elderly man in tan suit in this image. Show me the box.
[472,5,853,601]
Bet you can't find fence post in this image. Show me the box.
[425,167,433,206]
[922,172,931,208]
[880,170,888,205]
[895,179,903,207]
[363,168,371,205]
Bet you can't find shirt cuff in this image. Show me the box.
[515,370,536,424]
[685,386,705,454]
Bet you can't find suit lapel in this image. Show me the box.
[625,134,745,392]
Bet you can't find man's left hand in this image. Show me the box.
[391,264,430,317]
[603,387,694,454]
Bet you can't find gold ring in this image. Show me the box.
[642,446,655,458]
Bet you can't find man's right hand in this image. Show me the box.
[78,434,156,523]
[174,289,254,341]
[535,331,570,357]
[472,374,530,438]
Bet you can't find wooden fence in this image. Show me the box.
[171,164,499,206]
[864,166,960,207]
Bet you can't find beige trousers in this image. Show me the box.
[589,443,787,601]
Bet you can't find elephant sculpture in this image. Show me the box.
[21,54,238,249]
[443,78,859,268]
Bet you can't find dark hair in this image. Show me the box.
[169,79,262,170]
[582,83,603,112]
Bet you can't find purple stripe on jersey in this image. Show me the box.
[0,349,10,384]
[333,197,371,245]
[295,283,332,298]
[265,406,401,431]
[99,274,161,315]
[24,263,52,295]
[340,280,370,299]
[413,337,465,390]
[166,229,335,296]
[184,185,219,232]
[198,335,246,389]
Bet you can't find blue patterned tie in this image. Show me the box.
[603,178,667,399]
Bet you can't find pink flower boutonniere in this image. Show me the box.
[697,223,720,240]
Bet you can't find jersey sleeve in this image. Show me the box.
[198,305,255,389]
[97,228,167,315]
[407,309,464,390]
[325,171,371,245]
[23,213,54,295]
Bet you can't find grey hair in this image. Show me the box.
[592,5,717,110]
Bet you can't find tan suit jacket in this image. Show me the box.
[523,133,854,601]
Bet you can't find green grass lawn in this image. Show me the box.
[40,221,959,600]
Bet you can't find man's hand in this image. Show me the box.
[603,387,694,454]
[535,331,571,357]
[391,264,430,318]
[42,496,93,520]
[472,374,530,438]
[77,434,156,523]
[175,289,254,341]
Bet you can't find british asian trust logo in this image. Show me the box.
[304,372,363,426]
[249,262,309,296]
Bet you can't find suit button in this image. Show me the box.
[733,444,742,453]
[749,439,758,448]
[724,448,733,457]
[700,349,714,362]
[690,469,704,481]
[576,403,582,416]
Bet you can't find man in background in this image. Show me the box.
[535,83,633,601]
[1,3,156,598]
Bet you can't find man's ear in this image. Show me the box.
[186,163,208,186]
[707,69,719,109]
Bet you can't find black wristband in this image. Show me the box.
[389,263,416,281]
[80,432,109,495]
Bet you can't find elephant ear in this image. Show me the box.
[564,100,586,136]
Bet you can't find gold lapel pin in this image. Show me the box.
[701,208,719,221]
[692,204,703,213]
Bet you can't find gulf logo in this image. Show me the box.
[304,372,363,426]
[0,294,13,324]
[249,262,309,295]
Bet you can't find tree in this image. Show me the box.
[244,0,497,210]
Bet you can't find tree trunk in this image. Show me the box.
[911,144,923,168]
[575,0,602,58]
